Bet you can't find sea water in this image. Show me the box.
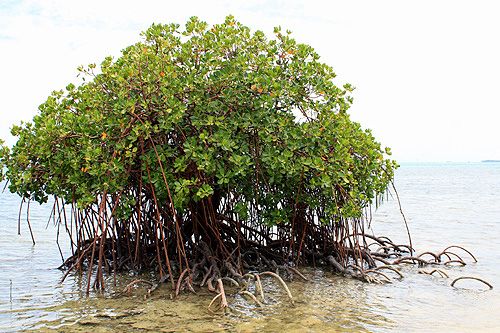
[0,162,499,332]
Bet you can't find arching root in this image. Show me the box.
[221,276,240,287]
[418,269,449,278]
[439,245,477,263]
[254,274,265,301]
[147,274,170,296]
[375,265,404,279]
[391,256,432,266]
[439,251,465,262]
[372,256,392,266]
[451,276,493,289]
[282,265,309,281]
[121,279,154,295]
[175,268,192,299]
[208,293,222,312]
[259,271,294,304]
[417,251,441,262]
[239,290,264,308]
[443,259,466,266]
[365,269,392,283]
[208,278,229,314]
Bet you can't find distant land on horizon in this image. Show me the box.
[398,160,500,164]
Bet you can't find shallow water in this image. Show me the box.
[1,163,499,332]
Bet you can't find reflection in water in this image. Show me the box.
[1,163,500,332]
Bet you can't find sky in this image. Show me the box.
[1,0,499,162]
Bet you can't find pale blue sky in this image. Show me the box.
[1,0,499,162]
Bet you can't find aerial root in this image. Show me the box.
[365,269,392,283]
[345,264,386,284]
[371,256,392,266]
[439,245,477,263]
[346,264,365,276]
[185,277,197,294]
[443,259,466,266]
[419,269,449,278]
[110,235,483,310]
[259,271,294,303]
[147,274,170,296]
[451,276,493,289]
[354,234,413,254]
[374,246,399,256]
[208,293,222,312]
[121,279,154,295]
[217,278,229,309]
[207,277,217,293]
[375,265,404,278]
[365,275,387,284]
[326,255,346,273]
[221,276,240,287]
[208,278,229,314]
[240,274,253,293]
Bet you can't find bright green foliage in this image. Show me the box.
[0,16,397,226]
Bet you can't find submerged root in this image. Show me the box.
[147,274,170,296]
[439,246,477,263]
[391,256,432,266]
[281,265,310,281]
[121,279,154,295]
[419,269,449,278]
[63,209,485,308]
[221,276,240,288]
[254,274,265,301]
[175,268,192,299]
[443,259,466,266]
[375,265,404,279]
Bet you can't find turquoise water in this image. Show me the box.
[0,162,499,331]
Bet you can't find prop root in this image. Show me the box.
[259,271,294,303]
[451,276,493,289]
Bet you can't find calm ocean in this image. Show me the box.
[1,162,499,332]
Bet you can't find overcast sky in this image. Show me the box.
[1,0,499,162]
